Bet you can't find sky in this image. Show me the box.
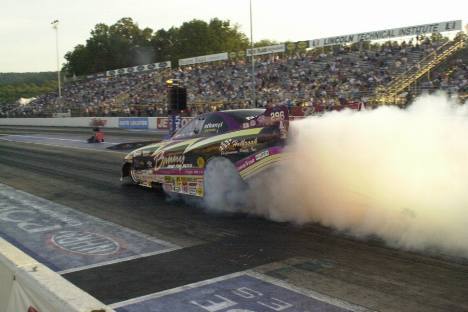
[1,0,466,73]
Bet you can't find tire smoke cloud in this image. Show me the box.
[207,93,468,258]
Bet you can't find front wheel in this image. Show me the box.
[121,163,138,186]
[203,157,247,212]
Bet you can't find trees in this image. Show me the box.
[63,45,91,76]
[0,76,57,106]
[64,18,153,75]
[253,39,278,47]
[63,17,249,76]
[0,72,56,85]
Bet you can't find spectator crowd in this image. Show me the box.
[2,36,467,118]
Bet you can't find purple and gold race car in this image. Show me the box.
[121,106,288,198]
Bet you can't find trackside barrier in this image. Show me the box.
[0,117,156,129]
[0,238,113,312]
[0,116,305,130]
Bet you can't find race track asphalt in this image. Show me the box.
[0,127,467,311]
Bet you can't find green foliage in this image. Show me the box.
[0,80,57,105]
[0,72,56,86]
[0,72,57,105]
[64,18,154,75]
[253,39,278,47]
[64,17,249,76]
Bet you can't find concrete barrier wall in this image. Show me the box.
[0,117,120,128]
[0,116,194,130]
[0,238,113,312]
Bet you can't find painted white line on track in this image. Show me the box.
[57,248,179,275]
[0,136,127,154]
[4,134,120,144]
[109,271,248,308]
[58,225,180,274]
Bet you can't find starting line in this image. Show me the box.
[0,183,179,274]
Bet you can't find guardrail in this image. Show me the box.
[0,117,162,129]
[0,238,112,312]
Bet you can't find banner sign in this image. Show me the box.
[156,117,193,130]
[310,20,462,48]
[118,117,149,129]
[246,44,285,56]
[89,118,108,127]
[178,52,228,66]
[85,72,106,80]
[106,61,171,77]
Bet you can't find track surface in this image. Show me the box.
[0,126,467,311]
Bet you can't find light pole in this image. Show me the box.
[51,20,62,99]
[249,0,256,107]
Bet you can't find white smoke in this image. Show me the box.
[205,93,468,258]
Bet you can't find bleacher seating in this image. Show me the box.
[1,36,466,118]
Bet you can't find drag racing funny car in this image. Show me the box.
[121,106,289,198]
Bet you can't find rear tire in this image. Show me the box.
[203,157,247,212]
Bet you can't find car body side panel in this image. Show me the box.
[151,126,285,197]
[236,146,285,180]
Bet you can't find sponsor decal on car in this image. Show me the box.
[160,175,203,196]
[203,122,223,130]
[220,138,257,155]
[236,147,284,173]
[188,182,198,195]
[155,152,185,170]
[196,181,204,196]
[255,150,270,161]
[196,156,206,168]
[237,157,256,172]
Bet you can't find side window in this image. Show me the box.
[201,114,229,135]
[172,116,205,139]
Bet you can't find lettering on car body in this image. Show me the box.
[255,150,270,161]
[203,122,223,130]
[220,138,257,155]
[155,152,186,170]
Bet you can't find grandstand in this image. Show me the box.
[1,27,466,118]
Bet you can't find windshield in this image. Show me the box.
[172,116,205,139]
